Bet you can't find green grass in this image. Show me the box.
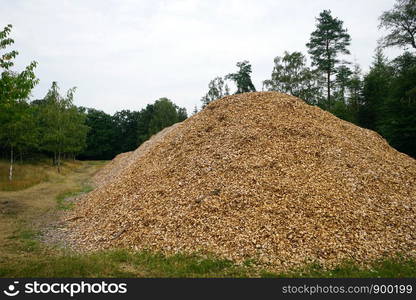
[6,227,42,254]
[55,184,94,210]
[0,244,254,278]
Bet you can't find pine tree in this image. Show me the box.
[360,48,393,129]
[379,0,416,50]
[225,61,256,94]
[306,10,351,110]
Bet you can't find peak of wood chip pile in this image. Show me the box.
[65,91,416,271]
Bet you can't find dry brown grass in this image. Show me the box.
[0,160,86,191]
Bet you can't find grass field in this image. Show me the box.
[0,160,415,278]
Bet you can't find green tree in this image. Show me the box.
[0,101,38,179]
[347,64,363,123]
[137,98,187,145]
[225,60,256,94]
[148,98,184,136]
[37,82,87,172]
[177,107,187,122]
[60,89,89,160]
[334,64,353,103]
[79,108,117,160]
[113,110,140,153]
[137,103,155,145]
[331,64,352,122]
[378,52,416,157]
[263,51,323,104]
[306,10,351,110]
[379,0,416,50]
[0,24,18,71]
[360,48,393,130]
[0,24,38,180]
[201,77,226,108]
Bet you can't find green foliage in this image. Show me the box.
[79,98,187,160]
[0,24,18,71]
[0,24,38,104]
[333,64,353,102]
[35,82,88,169]
[359,49,393,130]
[226,60,256,94]
[0,24,39,180]
[0,101,38,153]
[306,10,351,109]
[379,0,416,50]
[137,98,187,144]
[148,98,183,136]
[79,109,116,160]
[377,52,416,157]
[113,110,140,154]
[263,51,324,104]
[344,64,363,123]
[136,103,155,146]
[201,77,229,108]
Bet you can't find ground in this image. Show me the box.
[0,160,415,278]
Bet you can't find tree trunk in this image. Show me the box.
[9,146,13,181]
[57,151,61,173]
[53,151,57,166]
[327,70,331,110]
[326,40,331,111]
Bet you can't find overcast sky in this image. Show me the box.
[2,0,401,114]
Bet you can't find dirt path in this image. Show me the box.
[0,161,104,260]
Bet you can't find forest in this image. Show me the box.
[0,0,415,182]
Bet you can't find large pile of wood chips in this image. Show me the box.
[66,92,416,270]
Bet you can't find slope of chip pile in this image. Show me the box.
[65,92,416,271]
[92,151,132,187]
[92,124,180,187]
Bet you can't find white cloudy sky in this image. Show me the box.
[2,0,401,114]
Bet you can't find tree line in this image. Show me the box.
[200,0,415,158]
[79,98,187,160]
[0,24,187,179]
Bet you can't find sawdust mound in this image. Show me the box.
[67,92,416,270]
